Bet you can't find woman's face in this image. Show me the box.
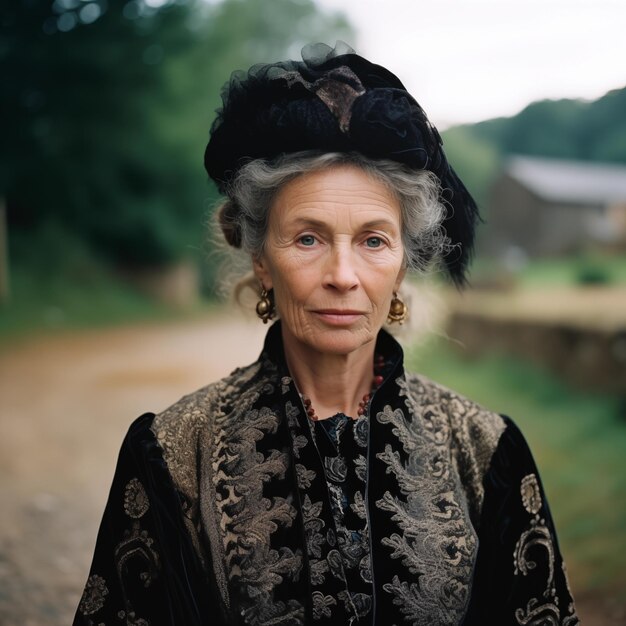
[253,165,406,357]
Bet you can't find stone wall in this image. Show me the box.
[447,311,626,394]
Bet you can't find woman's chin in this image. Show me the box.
[300,326,376,357]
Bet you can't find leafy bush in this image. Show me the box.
[575,261,612,285]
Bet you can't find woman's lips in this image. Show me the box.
[312,310,365,325]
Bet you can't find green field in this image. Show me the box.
[407,337,626,598]
[0,267,217,345]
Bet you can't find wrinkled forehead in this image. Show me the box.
[268,165,402,232]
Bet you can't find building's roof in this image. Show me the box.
[505,156,626,205]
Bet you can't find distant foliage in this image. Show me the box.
[1,0,353,277]
[472,87,626,164]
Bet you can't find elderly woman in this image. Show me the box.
[74,44,577,626]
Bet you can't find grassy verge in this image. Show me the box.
[520,254,626,286]
[471,253,626,287]
[0,266,215,345]
[407,338,626,598]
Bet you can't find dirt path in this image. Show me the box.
[0,311,267,625]
[0,308,621,624]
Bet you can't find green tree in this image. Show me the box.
[468,86,626,165]
[1,0,353,280]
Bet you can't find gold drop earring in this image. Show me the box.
[256,286,276,324]
[387,291,408,324]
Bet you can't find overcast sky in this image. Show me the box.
[314,0,626,128]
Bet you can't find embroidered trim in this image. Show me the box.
[514,517,555,588]
[123,478,149,519]
[117,609,150,625]
[78,574,109,616]
[375,374,505,625]
[400,374,506,527]
[513,473,579,625]
[312,591,337,620]
[515,597,560,625]
[153,361,304,624]
[520,474,542,515]
[561,562,579,625]
[114,520,160,590]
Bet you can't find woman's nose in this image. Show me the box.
[322,247,359,292]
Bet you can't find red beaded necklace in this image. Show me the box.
[301,354,385,421]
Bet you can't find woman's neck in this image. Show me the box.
[282,331,376,420]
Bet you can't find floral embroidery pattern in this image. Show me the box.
[78,574,109,615]
[302,494,327,560]
[311,591,336,619]
[520,474,542,515]
[309,413,373,621]
[123,478,149,519]
[514,474,579,625]
[117,609,150,626]
[114,520,160,591]
[514,598,561,625]
[214,403,302,622]
[78,475,158,625]
[295,463,316,489]
[514,595,578,626]
[375,374,505,625]
[153,361,304,625]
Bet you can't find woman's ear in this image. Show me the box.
[252,255,273,291]
[394,267,407,291]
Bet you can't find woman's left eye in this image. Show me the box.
[298,235,316,246]
[365,236,383,248]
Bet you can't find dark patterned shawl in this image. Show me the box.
[74,322,578,626]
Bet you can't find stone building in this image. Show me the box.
[487,156,626,258]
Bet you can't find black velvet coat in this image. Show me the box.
[74,322,578,626]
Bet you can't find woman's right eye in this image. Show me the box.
[298,235,316,246]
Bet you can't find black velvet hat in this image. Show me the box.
[204,42,479,286]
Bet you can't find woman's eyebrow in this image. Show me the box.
[360,218,399,231]
[287,217,399,230]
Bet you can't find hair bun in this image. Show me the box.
[217,200,242,248]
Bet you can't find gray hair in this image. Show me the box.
[219,150,449,264]
[213,151,452,302]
